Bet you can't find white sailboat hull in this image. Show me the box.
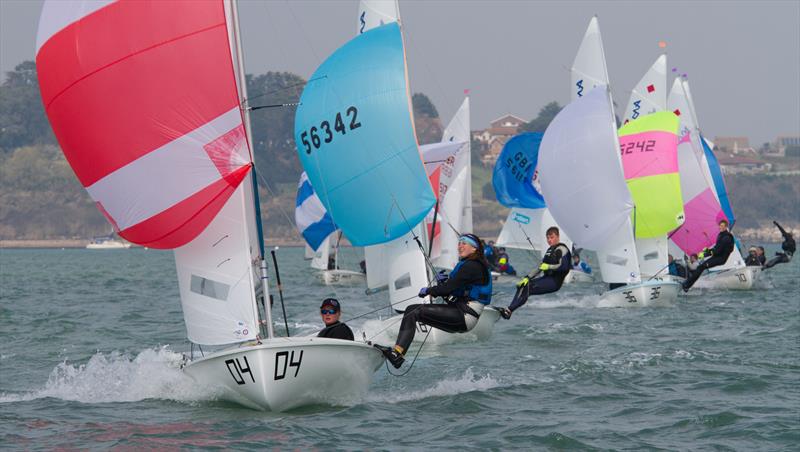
[183,337,383,411]
[377,306,501,346]
[597,279,680,308]
[86,240,131,249]
[691,265,760,290]
[314,269,367,286]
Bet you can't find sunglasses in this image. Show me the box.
[320,309,338,315]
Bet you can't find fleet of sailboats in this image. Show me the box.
[32,0,766,411]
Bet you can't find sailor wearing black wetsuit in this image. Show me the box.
[317,298,354,341]
[764,221,795,269]
[499,227,571,319]
[375,233,492,369]
[682,219,735,291]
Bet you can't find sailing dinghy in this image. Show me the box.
[298,2,499,346]
[36,0,383,411]
[666,79,758,290]
[539,17,680,308]
[295,173,366,286]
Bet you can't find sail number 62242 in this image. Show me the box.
[300,106,362,154]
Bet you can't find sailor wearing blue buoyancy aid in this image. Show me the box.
[374,233,492,369]
[499,226,571,319]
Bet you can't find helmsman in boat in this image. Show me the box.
[317,298,354,341]
[499,227,571,319]
[681,219,735,291]
[375,233,492,368]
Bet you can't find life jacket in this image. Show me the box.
[449,259,493,305]
[542,242,571,276]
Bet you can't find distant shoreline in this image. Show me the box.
[0,239,307,249]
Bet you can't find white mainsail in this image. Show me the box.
[571,16,610,101]
[563,17,640,283]
[358,0,400,34]
[622,54,667,124]
[430,97,472,270]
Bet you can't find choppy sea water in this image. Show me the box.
[1,246,798,450]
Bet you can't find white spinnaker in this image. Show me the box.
[571,16,610,102]
[304,244,315,259]
[625,54,669,277]
[622,54,667,124]
[358,0,399,33]
[539,87,640,284]
[431,97,472,270]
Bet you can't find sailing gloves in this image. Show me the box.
[516,277,529,288]
[418,287,429,298]
[539,263,552,271]
[435,270,448,283]
[698,248,711,259]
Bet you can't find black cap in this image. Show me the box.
[320,298,340,311]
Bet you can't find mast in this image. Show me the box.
[230,0,274,339]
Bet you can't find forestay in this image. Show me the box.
[295,23,435,246]
[37,0,263,345]
[539,87,640,284]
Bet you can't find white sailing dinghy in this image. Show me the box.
[86,232,131,249]
[295,173,366,286]
[667,79,758,290]
[36,0,382,411]
[539,17,680,308]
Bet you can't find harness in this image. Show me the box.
[448,259,493,305]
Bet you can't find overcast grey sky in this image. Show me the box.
[2,0,798,145]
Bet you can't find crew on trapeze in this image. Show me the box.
[764,221,795,269]
[374,233,492,369]
[681,218,735,291]
[499,227,571,320]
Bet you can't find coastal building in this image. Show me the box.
[473,114,526,166]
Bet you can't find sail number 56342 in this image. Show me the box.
[300,106,362,154]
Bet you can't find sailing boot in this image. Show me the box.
[373,344,405,369]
